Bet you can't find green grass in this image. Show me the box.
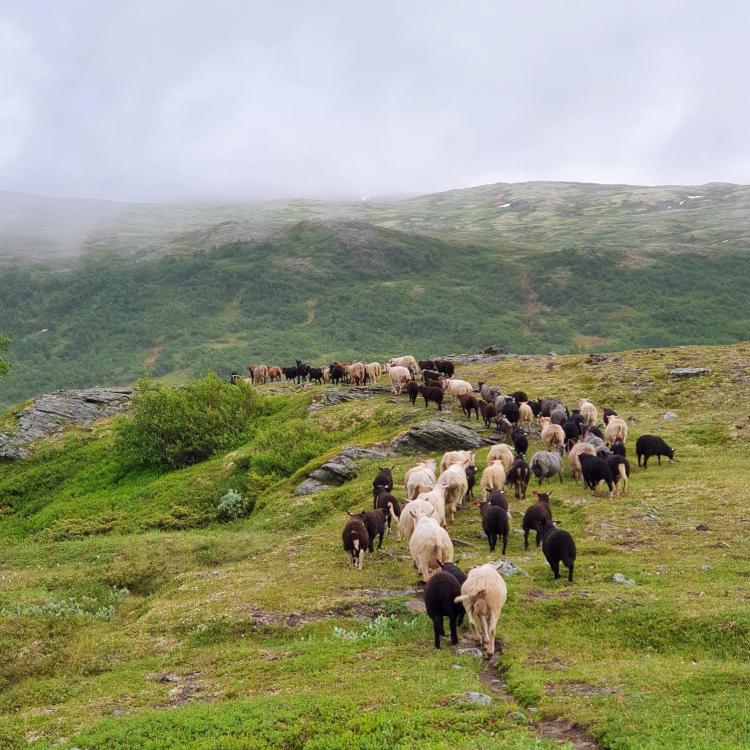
[1,343,750,748]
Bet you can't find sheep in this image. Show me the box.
[522,490,553,549]
[539,398,566,417]
[352,509,386,552]
[440,450,476,473]
[365,361,382,384]
[454,564,507,657]
[388,365,412,395]
[562,418,580,450]
[328,363,346,384]
[416,484,447,527]
[342,517,369,569]
[502,399,520,425]
[478,501,508,554]
[465,465,477,501]
[494,416,513,437]
[282,366,298,382]
[478,382,502,402]
[249,364,268,385]
[518,402,534,430]
[611,438,626,457]
[374,492,401,537]
[605,455,630,495]
[424,570,465,648]
[409,515,454,581]
[579,453,614,498]
[487,489,509,514]
[372,467,394,507]
[487,443,514,473]
[511,427,529,456]
[434,359,455,378]
[437,559,467,585]
[582,424,604,439]
[538,518,577,582]
[438,463,469,522]
[321,366,331,383]
[458,393,480,420]
[569,441,596,482]
[530,451,564,485]
[404,459,437,500]
[604,417,628,445]
[539,417,565,453]
[388,355,420,375]
[397,499,437,540]
[550,405,567,426]
[478,399,498,428]
[444,379,473,400]
[405,379,419,404]
[603,408,618,425]
[479,460,507,500]
[267,366,283,382]
[421,369,441,383]
[510,390,528,403]
[507,455,530,500]
[308,367,324,384]
[418,359,437,372]
[578,398,598,426]
[636,435,675,468]
[583,432,606,451]
[419,384,444,410]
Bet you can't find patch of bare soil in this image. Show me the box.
[536,718,604,749]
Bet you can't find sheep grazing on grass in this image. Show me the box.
[397,499,437,540]
[478,399,498,428]
[538,518,577,583]
[579,453,614,498]
[374,492,401,537]
[458,393,480,420]
[404,459,437,500]
[540,417,565,453]
[518,402,534,430]
[405,379,419,404]
[578,398,598,426]
[636,435,675,468]
[454,564,508,658]
[480,460,507,501]
[438,464,469,522]
[530,450,564,485]
[424,571,465,648]
[507,455,530,500]
[606,455,630,495]
[444,379,473,401]
[478,501,508,554]
[511,427,529,456]
[465,465,477,501]
[440,450,476,473]
[352,509,387,553]
[569,442,596,482]
[389,366,412,395]
[372,467,394,507]
[419,385,444,410]
[604,417,628,445]
[522,490,553,549]
[409,515,454,582]
[416,484,448,527]
[478,382,502,402]
[342,517,369,569]
[487,443,514,473]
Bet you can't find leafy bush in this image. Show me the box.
[216,489,247,521]
[115,374,264,471]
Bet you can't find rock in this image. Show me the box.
[295,478,332,495]
[306,387,388,412]
[405,598,426,614]
[696,523,710,532]
[483,345,506,355]
[390,418,493,454]
[452,352,507,365]
[310,461,356,484]
[662,411,678,420]
[491,559,526,577]
[155,672,181,683]
[506,711,526,722]
[668,367,710,379]
[456,647,484,657]
[465,692,492,705]
[0,387,133,460]
[610,573,635,586]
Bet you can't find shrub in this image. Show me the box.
[216,489,248,521]
[115,373,264,471]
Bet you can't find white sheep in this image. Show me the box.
[438,463,469,522]
[409,515,454,582]
[365,361,382,383]
[479,460,507,500]
[540,416,565,452]
[439,450,475,473]
[416,484,447,527]
[487,444,514,473]
[444,379,473,400]
[387,355,420,374]
[388,365,412,395]
[404,459,437,500]
[454,563,508,657]
[578,398,598,427]
[397,499,437,541]
[604,417,628,444]
[518,402,534,430]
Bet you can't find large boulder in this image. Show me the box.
[307,387,388,412]
[296,445,392,495]
[0,387,133,460]
[668,367,710,379]
[389,418,493,454]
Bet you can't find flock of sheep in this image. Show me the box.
[333,355,677,657]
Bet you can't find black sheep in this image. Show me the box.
[355,509,387,552]
[282,366,298,382]
[421,369,440,383]
[459,393,480,420]
[502,400,520,425]
[419,360,437,372]
[342,517,370,569]
[507,455,530,500]
[479,400,498,428]
[437,560,467,585]
[511,427,529,456]
[522,491,553,549]
[375,492,401,534]
[569,410,585,432]
[510,390,529,403]
[579,453,614,497]
[295,360,310,384]
[465,465,477,501]
[527,399,542,417]
[562,419,580,449]
[611,438,626,457]
[605,455,630,494]
[487,489,509,513]
[328,363,346,385]
[372,467,394,507]
[308,367,324,384]
[635,435,675,468]
[582,424,604,439]
[405,379,419,405]
[419,385,444,410]
[538,517,577,582]
[423,571,465,648]
[478,501,508,554]
[435,359,455,378]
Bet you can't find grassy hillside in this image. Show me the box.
[1,343,749,748]
[2,219,750,407]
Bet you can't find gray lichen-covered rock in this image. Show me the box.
[662,411,679,420]
[297,445,392,493]
[0,387,133,460]
[295,478,332,495]
[491,559,526,577]
[389,418,492,454]
[668,367,710,378]
[307,387,388,412]
[610,573,636,586]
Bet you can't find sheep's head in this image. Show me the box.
[533,490,552,503]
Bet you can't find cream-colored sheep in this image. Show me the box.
[365,362,382,383]
[540,417,565,452]
[439,450,475,473]
[568,442,596,482]
[487,444,514,473]
[444,379,473,400]
[438,463,469,522]
[479,460,507,500]
[454,563,508,657]
[518,402,534,430]
[397,499,437,541]
[604,417,628,444]
[404,459,437,500]
[416,484,447,527]
[409,515,454,582]
[578,398,598,427]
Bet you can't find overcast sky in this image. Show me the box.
[1,1,749,202]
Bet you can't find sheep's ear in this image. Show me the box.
[532,490,539,497]
[547,490,553,497]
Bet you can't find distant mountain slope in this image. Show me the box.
[2,218,750,407]
[2,180,750,263]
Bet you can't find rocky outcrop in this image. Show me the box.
[668,367,710,378]
[389,418,493,454]
[307,387,389,412]
[0,387,132,460]
[295,445,392,495]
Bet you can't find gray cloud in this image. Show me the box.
[2,0,749,201]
